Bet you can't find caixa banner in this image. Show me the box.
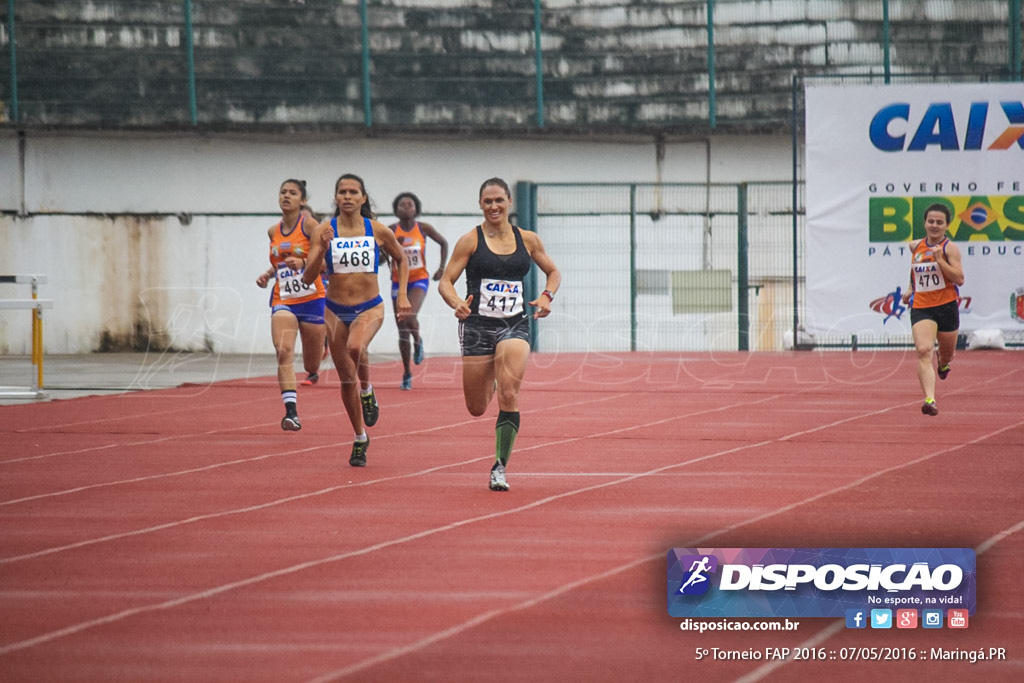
[805,83,1024,337]
[667,548,975,618]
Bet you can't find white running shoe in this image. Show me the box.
[489,463,509,491]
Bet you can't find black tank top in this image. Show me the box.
[465,225,531,319]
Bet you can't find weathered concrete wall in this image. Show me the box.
[2,0,1014,360]
[0,129,795,356]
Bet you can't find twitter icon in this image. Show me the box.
[870,609,892,629]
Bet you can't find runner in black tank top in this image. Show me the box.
[438,177,563,492]
[465,224,532,320]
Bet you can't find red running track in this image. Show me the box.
[1,350,1022,682]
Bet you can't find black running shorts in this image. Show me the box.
[910,300,959,333]
[459,316,531,356]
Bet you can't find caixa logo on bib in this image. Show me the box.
[484,281,521,294]
[667,548,975,618]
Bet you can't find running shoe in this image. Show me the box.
[281,412,302,431]
[414,338,424,365]
[937,364,951,380]
[361,388,379,427]
[921,399,939,416]
[350,437,369,467]
[400,373,413,391]
[489,463,509,492]
[301,372,319,386]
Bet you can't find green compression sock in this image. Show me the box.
[495,410,520,467]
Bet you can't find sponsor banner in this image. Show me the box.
[805,83,1024,337]
[667,548,975,618]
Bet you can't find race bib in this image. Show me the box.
[332,236,376,274]
[404,245,423,270]
[479,278,524,318]
[912,262,946,293]
[276,265,315,300]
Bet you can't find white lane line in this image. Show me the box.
[5,399,1012,658]
[0,393,624,507]
[306,419,1022,682]
[0,396,785,654]
[0,392,763,561]
[0,391,442,465]
[734,516,1024,683]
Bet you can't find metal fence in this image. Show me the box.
[518,181,801,353]
[520,181,1024,353]
[2,0,1021,130]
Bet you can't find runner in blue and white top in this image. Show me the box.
[302,173,411,468]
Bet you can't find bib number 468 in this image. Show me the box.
[337,250,372,268]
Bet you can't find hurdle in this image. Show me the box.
[0,274,54,399]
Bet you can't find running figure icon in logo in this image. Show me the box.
[678,555,718,595]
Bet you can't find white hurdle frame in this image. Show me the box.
[0,274,53,399]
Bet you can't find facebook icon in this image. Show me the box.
[845,609,867,629]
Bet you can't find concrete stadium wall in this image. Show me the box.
[0,130,794,356]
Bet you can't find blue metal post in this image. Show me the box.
[737,183,749,351]
[1011,0,1022,80]
[706,0,716,128]
[629,184,637,351]
[882,0,891,84]
[8,0,19,122]
[516,182,540,348]
[791,75,800,349]
[184,0,197,124]
[360,0,372,126]
[534,0,544,127]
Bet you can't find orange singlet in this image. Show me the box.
[269,214,326,307]
[910,237,958,309]
[391,222,430,283]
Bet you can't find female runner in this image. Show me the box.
[303,174,411,466]
[255,179,325,431]
[438,178,561,491]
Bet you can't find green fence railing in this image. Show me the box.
[2,0,1021,130]
[521,181,799,353]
